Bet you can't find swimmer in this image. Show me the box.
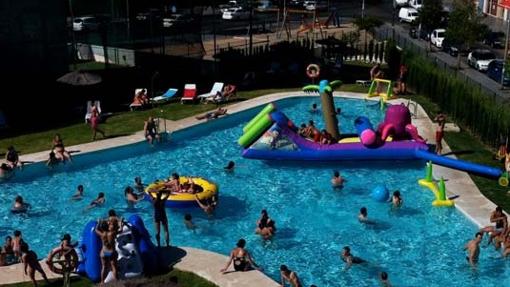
[255,210,272,233]
[335,107,342,116]
[72,185,84,200]
[134,177,145,195]
[125,186,143,208]
[280,264,302,287]
[358,207,372,224]
[331,170,345,189]
[260,220,276,240]
[341,246,366,270]
[46,151,59,168]
[380,271,392,287]
[464,232,482,267]
[195,195,216,216]
[184,214,195,230]
[310,103,318,113]
[87,192,105,209]
[0,163,13,180]
[224,161,235,172]
[390,190,403,208]
[12,195,30,213]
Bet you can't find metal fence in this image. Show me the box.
[374,24,508,101]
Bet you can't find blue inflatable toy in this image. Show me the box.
[371,185,389,202]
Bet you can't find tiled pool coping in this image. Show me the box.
[1,91,502,285]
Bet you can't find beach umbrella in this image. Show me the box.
[56,70,102,86]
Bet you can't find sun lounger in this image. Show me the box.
[180,84,197,104]
[198,82,224,103]
[151,88,178,104]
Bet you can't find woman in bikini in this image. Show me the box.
[95,220,120,283]
[220,239,261,273]
[52,134,72,162]
[90,108,106,141]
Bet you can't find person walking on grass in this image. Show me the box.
[90,108,105,141]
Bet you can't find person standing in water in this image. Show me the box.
[331,171,345,189]
[341,246,366,270]
[464,232,482,267]
[153,189,170,247]
[280,265,302,287]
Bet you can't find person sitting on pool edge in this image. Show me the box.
[5,146,22,169]
[0,163,13,180]
[46,151,59,168]
[12,195,31,214]
[331,170,345,189]
[341,246,366,270]
[220,239,261,273]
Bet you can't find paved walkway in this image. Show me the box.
[3,91,503,285]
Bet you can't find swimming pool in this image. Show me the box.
[2,97,509,286]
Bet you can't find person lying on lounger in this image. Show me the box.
[195,108,227,121]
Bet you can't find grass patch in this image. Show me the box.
[2,269,217,287]
[0,85,366,155]
[401,94,510,212]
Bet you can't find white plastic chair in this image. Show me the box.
[197,82,224,102]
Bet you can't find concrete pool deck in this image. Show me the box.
[2,91,502,285]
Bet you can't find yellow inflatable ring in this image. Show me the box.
[145,176,218,208]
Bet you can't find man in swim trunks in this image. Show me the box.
[144,117,160,145]
[87,192,105,209]
[153,190,170,247]
[479,206,507,245]
[72,185,84,200]
[341,246,365,270]
[95,219,120,283]
[331,170,345,189]
[195,108,228,121]
[280,264,302,287]
[20,242,50,287]
[464,232,482,267]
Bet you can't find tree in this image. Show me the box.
[303,80,343,140]
[445,0,486,69]
[417,0,445,32]
[353,16,383,47]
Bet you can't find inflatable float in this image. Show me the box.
[418,162,455,207]
[238,103,505,180]
[76,214,157,283]
[144,176,218,208]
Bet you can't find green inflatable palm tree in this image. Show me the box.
[303,79,343,140]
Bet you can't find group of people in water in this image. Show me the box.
[298,120,335,145]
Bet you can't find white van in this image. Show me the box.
[409,0,423,10]
[398,7,418,23]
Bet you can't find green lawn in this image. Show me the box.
[3,269,217,287]
[0,85,368,156]
[401,94,510,212]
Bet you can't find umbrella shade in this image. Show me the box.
[57,70,102,86]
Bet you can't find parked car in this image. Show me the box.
[441,37,467,57]
[483,31,505,49]
[288,0,304,9]
[222,7,250,20]
[487,60,510,86]
[304,1,327,10]
[257,0,272,10]
[73,16,100,31]
[220,0,238,13]
[162,14,193,28]
[430,28,446,48]
[393,0,409,8]
[398,7,418,23]
[409,0,423,9]
[467,49,497,72]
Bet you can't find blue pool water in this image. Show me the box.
[2,97,510,286]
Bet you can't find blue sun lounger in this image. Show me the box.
[151,88,178,104]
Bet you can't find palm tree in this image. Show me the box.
[303,79,343,140]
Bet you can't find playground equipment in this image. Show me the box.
[418,162,455,207]
[367,79,393,104]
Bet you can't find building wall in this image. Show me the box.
[480,0,509,20]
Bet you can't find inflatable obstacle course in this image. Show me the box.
[367,79,392,103]
[418,162,455,207]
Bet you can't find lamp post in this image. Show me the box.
[249,0,254,56]
[361,0,365,19]
[502,11,510,89]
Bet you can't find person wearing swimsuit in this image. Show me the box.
[153,189,170,247]
[144,117,160,145]
[480,206,507,245]
[220,239,261,273]
[280,264,302,287]
[95,220,120,284]
[90,108,105,141]
[20,242,50,286]
[341,246,365,270]
[331,170,345,189]
[434,112,446,154]
[52,134,71,162]
[5,146,21,169]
